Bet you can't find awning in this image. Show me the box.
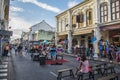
[100,24,120,31]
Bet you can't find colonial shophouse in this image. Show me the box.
[56,0,120,56]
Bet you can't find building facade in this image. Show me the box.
[0,0,10,30]
[56,0,120,55]
[29,20,55,42]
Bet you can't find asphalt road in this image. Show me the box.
[11,49,120,80]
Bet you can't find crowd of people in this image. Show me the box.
[12,43,64,61]
[73,41,120,63]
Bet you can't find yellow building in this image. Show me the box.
[56,0,120,56]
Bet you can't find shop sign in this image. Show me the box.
[0,30,13,36]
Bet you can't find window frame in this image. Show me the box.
[100,2,108,23]
[111,0,120,20]
[86,9,93,26]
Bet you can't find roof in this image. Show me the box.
[31,20,55,32]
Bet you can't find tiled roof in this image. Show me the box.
[31,20,55,32]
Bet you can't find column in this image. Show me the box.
[93,26,101,58]
[55,32,58,46]
[68,30,72,53]
[84,11,86,27]
[67,10,73,54]
[55,18,58,46]
[94,0,100,24]
[78,38,80,47]
[85,36,88,48]
[108,0,111,22]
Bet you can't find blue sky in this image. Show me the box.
[9,0,83,38]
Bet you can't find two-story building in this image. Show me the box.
[56,0,120,56]
[29,20,55,43]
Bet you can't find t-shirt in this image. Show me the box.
[81,60,89,73]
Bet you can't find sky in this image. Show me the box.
[9,0,83,39]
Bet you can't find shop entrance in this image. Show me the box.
[109,30,120,46]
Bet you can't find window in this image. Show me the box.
[100,2,108,23]
[86,9,93,26]
[111,0,120,20]
[72,15,76,29]
[76,12,84,28]
[72,15,76,24]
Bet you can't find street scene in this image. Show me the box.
[0,0,120,80]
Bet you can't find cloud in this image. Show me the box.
[9,15,32,31]
[10,6,24,12]
[9,12,32,31]
[68,0,79,8]
[19,0,61,13]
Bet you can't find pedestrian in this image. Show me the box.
[17,44,23,56]
[108,45,114,62]
[50,44,57,61]
[76,55,90,75]
[14,45,18,55]
[4,44,10,56]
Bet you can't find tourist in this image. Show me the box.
[50,44,57,61]
[77,55,90,74]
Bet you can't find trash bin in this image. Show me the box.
[39,56,46,65]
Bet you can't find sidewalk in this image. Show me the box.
[0,54,14,80]
[63,53,120,65]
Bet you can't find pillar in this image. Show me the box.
[84,11,86,27]
[85,36,88,48]
[67,10,73,54]
[78,38,80,47]
[93,26,101,58]
[108,0,111,22]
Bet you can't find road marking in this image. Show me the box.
[0,79,7,80]
[0,65,8,69]
[0,69,8,72]
[2,62,8,65]
[50,72,64,80]
[0,73,7,77]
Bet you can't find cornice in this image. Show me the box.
[56,0,93,18]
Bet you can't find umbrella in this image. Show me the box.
[42,40,48,44]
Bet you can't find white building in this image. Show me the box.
[29,20,55,41]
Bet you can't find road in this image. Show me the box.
[11,49,120,80]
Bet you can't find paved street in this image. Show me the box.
[11,49,120,80]
[12,49,79,80]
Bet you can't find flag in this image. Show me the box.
[91,37,97,44]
